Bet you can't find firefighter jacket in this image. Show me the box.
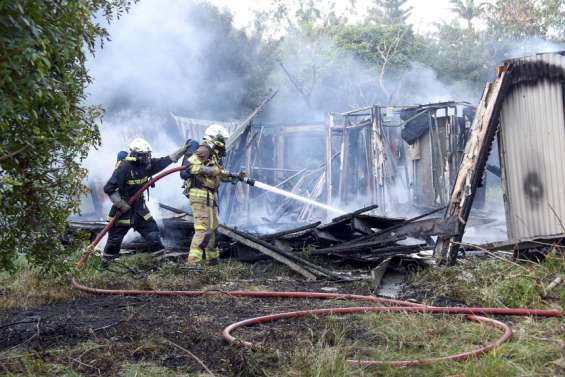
[182,144,234,205]
[103,156,173,224]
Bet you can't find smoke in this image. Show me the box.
[83,0,269,221]
[82,0,565,241]
[86,0,254,117]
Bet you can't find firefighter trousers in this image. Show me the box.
[188,200,219,263]
[104,213,163,257]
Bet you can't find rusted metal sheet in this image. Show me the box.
[499,52,565,240]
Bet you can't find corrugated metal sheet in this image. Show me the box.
[170,113,238,141]
[499,52,565,239]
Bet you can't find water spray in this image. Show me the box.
[224,170,345,215]
[253,181,345,215]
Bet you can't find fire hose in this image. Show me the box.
[72,165,564,368]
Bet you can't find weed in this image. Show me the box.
[201,260,254,285]
[405,250,564,309]
[120,362,189,376]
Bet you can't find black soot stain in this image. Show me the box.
[523,172,544,208]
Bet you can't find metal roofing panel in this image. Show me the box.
[499,52,565,239]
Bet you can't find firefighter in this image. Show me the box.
[183,124,245,265]
[101,138,188,263]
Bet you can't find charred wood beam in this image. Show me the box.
[352,217,373,235]
[434,67,512,265]
[312,229,347,244]
[218,225,348,281]
[338,207,446,247]
[335,244,427,261]
[227,90,278,150]
[218,225,317,280]
[330,204,379,223]
[262,221,322,240]
[309,235,405,255]
[372,217,459,242]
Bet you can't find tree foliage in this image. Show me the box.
[449,0,484,30]
[374,0,412,25]
[0,0,132,272]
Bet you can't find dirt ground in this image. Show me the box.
[0,269,374,376]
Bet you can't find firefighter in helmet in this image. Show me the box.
[102,138,188,263]
[182,124,247,265]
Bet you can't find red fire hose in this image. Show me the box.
[72,165,564,368]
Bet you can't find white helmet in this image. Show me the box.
[204,124,230,143]
[128,138,152,165]
[128,138,152,153]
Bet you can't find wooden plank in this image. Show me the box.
[217,225,317,280]
[330,204,379,223]
[226,90,278,150]
[262,221,321,240]
[434,67,512,265]
[325,114,334,214]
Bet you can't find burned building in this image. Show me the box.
[435,51,565,264]
[207,101,477,228]
[326,102,476,214]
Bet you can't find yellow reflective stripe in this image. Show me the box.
[188,155,203,175]
[190,189,209,198]
[143,212,152,220]
[209,206,216,228]
[188,249,203,260]
[194,224,207,231]
[189,188,216,201]
[108,216,131,224]
[127,177,149,185]
[109,215,131,224]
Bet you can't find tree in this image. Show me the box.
[0,0,133,272]
[481,0,547,38]
[373,0,412,25]
[334,23,423,103]
[449,0,484,31]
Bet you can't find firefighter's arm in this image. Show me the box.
[148,156,173,175]
[187,154,221,177]
[103,165,131,212]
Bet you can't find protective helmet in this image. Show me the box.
[203,124,230,156]
[128,138,152,165]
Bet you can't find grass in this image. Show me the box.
[0,248,258,310]
[1,247,563,376]
[405,249,565,309]
[244,250,565,377]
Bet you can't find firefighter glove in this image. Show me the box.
[109,192,131,212]
[169,143,189,162]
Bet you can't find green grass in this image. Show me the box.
[249,251,565,377]
[0,248,257,309]
[406,250,564,309]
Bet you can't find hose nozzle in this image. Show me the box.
[243,177,255,186]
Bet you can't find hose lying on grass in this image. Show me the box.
[72,166,564,368]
